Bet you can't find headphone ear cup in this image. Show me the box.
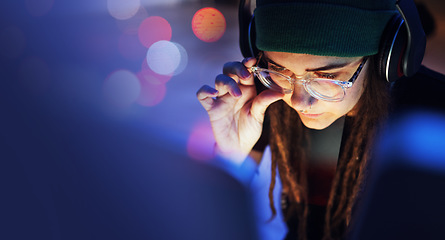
[378,14,408,83]
[248,16,260,58]
[239,0,251,58]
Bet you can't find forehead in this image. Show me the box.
[264,51,361,69]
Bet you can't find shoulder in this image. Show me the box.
[391,66,445,113]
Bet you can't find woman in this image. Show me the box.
[196,0,432,239]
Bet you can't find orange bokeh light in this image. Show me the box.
[191,7,226,43]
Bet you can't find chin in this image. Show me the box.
[299,115,336,130]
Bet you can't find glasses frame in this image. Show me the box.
[250,54,368,102]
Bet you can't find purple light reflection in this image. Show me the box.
[187,121,216,162]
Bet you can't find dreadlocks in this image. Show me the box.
[266,55,390,240]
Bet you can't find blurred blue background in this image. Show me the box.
[1,0,246,164]
[1,0,444,162]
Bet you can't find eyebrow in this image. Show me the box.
[264,55,355,72]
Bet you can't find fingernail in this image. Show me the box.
[234,89,242,97]
[241,69,251,79]
[242,57,254,64]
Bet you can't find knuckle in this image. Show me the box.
[196,85,215,99]
[214,74,227,84]
[215,74,234,86]
[196,85,207,97]
[222,61,238,70]
[223,61,243,75]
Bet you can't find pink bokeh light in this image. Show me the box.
[192,7,226,43]
[138,16,172,48]
[187,121,216,162]
[136,71,167,107]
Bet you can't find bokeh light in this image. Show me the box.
[18,56,51,95]
[138,16,172,48]
[187,121,216,161]
[103,69,141,108]
[25,0,55,17]
[0,26,26,59]
[192,7,226,43]
[172,42,188,76]
[115,6,149,33]
[136,71,167,107]
[107,0,141,20]
[146,40,180,75]
[118,30,146,61]
[141,59,172,84]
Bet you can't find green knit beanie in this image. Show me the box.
[254,0,398,57]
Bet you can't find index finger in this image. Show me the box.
[222,58,258,86]
[239,57,257,85]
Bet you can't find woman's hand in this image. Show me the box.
[196,57,283,164]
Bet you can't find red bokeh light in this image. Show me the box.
[192,7,226,43]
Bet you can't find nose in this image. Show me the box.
[290,84,315,110]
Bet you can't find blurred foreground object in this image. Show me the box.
[0,68,257,240]
[349,111,445,240]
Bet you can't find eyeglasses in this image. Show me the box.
[250,54,368,102]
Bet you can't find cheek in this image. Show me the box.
[281,74,366,116]
[343,74,366,112]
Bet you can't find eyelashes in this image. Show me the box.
[314,72,338,79]
[269,64,286,72]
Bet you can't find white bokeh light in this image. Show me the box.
[172,42,188,76]
[103,69,141,108]
[107,0,141,20]
[146,40,180,76]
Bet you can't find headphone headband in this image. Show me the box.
[396,0,426,77]
[239,0,426,82]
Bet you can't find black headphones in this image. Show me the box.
[238,0,426,83]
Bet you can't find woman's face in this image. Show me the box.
[264,51,368,130]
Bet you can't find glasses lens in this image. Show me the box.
[257,70,293,93]
[306,79,345,101]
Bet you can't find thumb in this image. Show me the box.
[250,90,284,123]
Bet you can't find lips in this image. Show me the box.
[300,112,324,118]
